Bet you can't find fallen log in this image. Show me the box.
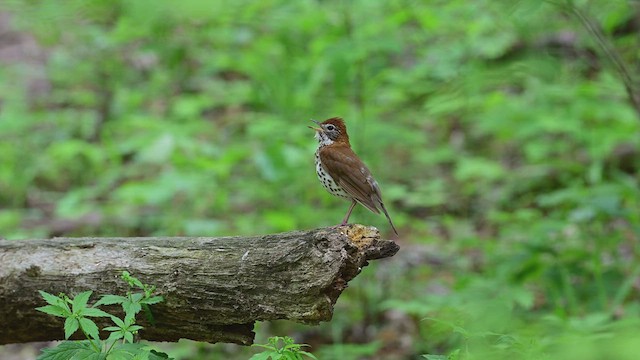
[0,225,399,345]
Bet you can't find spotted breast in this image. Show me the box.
[315,150,350,199]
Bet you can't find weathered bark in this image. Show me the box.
[0,225,399,345]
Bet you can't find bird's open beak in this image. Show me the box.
[308,120,322,132]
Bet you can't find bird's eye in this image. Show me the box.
[326,125,335,131]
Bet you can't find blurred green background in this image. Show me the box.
[1,0,639,359]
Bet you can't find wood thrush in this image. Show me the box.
[310,117,399,235]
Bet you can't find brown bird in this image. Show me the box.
[309,117,398,235]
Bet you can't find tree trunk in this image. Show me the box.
[0,225,399,345]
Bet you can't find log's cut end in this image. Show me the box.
[341,224,400,260]
[0,225,400,345]
[314,224,400,317]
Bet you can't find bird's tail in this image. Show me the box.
[379,202,399,236]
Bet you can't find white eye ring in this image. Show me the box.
[326,125,335,131]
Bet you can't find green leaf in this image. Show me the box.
[130,353,149,360]
[36,305,70,318]
[36,340,103,360]
[39,291,64,306]
[79,318,100,340]
[249,352,276,360]
[64,318,80,339]
[83,308,113,318]
[128,325,144,332]
[148,350,172,360]
[94,295,128,307]
[107,349,136,360]
[107,343,173,360]
[131,278,144,289]
[107,331,124,342]
[298,351,318,360]
[124,314,136,326]
[72,291,93,313]
[123,301,142,317]
[281,350,297,359]
[111,316,126,328]
[106,351,135,360]
[140,296,163,305]
[124,331,134,343]
[121,272,144,289]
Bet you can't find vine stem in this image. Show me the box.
[82,329,101,353]
[552,0,640,119]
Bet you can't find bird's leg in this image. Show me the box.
[340,200,357,226]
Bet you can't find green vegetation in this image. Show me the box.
[250,337,317,360]
[36,271,168,359]
[1,0,639,358]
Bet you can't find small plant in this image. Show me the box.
[36,271,171,359]
[250,336,318,360]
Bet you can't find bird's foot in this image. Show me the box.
[326,223,351,232]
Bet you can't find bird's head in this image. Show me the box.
[309,117,350,146]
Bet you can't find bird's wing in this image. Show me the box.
[318,145,381,214]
